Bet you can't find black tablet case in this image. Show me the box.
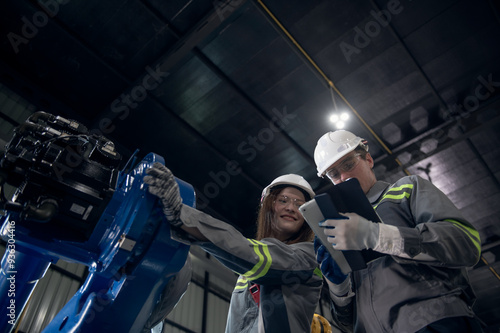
[314,178,384,271]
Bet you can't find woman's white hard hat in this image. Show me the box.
[261,174,315,201]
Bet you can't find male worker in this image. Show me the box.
[313,130,483,333]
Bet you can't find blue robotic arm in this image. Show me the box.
[0,112,194,333]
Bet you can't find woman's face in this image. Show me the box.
[272,187,306,242]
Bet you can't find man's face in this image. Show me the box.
[324,151,376,194]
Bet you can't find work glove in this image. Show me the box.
[144,162,183,227]
[320,213,379,251]
[314,237,348,284]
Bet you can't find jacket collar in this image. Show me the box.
[366,180,391,204]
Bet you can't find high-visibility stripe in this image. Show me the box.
[390,184,413,192]
[242,239,273,281]
[380,192,410,201]
[373,183,481,256]
[234,276,249,291]
[373,184,413,209]
[445,219,482,255]
[314,267,322,278]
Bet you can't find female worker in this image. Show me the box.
[144,163,323,333]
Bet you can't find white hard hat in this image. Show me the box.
[261,174,315,201]
[314,130,368,177]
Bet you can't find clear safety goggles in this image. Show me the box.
[325,153,361,182]
[274,195,305,209]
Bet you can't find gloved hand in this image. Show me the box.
[144,162,183,227]
[314,237,348,284]
[320,213,379,251]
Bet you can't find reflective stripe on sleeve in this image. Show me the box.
[445,219,482,255]
[234,276,249,291]
[242,239,273,281]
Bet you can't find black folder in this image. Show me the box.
[300,178,384,273]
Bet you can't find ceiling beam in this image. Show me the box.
[95,0,248,125]
[139,0,316,166]
[368,0,450,110]
[192,49,316,166]
[145,0,249,75]
[368,0,500,192]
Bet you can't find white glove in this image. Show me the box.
[321,213,379,251]
[144,162,183,227]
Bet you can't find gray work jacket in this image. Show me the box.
[332,175,481,333]
[180,205,323,333]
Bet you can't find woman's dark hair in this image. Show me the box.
[255,187,314,244]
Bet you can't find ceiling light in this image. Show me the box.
[329,111,350,129]
[329,114,339,123]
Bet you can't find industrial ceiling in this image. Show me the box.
[1,0,499,330]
